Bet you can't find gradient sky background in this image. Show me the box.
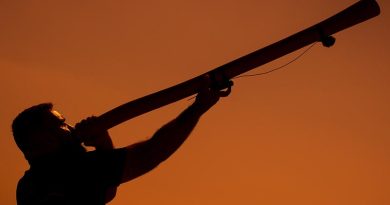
[1,0,389,204]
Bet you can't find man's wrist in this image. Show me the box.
[187,103,208,117]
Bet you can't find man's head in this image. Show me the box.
[12,103,83,162]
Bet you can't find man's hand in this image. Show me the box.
[192,76,233,114]
[74,116,113,150]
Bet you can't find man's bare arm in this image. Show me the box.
[120,87,227,183]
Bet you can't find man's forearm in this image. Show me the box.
[94,137,114,150]
[147,103,205,162]
[92,132,115,151]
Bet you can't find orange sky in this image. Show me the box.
[1,0,389,204]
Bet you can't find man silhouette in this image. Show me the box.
[12,86,230,205]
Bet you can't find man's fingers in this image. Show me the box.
[218,85,232,97]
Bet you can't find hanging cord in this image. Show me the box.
[233,42,317,79]
[187,42,317,101]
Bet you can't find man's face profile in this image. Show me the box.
[28,109,83,158]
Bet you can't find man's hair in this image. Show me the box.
[12,103,53,152]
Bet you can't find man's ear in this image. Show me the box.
[23,131,55,161]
